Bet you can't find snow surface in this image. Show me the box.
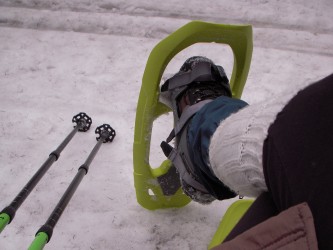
[0,0,332,249]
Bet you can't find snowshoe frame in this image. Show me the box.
[133,21,253,210]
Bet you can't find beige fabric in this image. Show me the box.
[213,203,318,250]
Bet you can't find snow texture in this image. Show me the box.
[0,0,332,249]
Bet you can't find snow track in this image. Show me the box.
[1,0,332,34]
[1,2,332,56]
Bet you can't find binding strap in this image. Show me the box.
[161,61,229,95]
[161,126,209,194]
[161,93,214,195]
[166,99,213,143]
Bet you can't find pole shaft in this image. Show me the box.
[45,169,86,228]
[1,125,81,226]
[51,121,85,158]
[10,156,57,211]
[11,126,80,210]
[35,138,105,242]
[80,138,104,173]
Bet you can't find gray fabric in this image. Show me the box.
[166,62,215,90]
[167,127,208,193]
[174,99,212,136]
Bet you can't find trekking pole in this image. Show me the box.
[0,113,92,233]
[28,124,116,250]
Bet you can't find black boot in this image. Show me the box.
[160,56,233,204]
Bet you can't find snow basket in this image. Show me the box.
[133,21,253,210]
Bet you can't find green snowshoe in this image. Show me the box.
[133,20,253,210]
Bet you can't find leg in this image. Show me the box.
[224,192,278,242]
[263,74,333,249]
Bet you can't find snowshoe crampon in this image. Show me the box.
[133,21,253,210]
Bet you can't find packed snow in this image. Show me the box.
[0,0,332,249]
